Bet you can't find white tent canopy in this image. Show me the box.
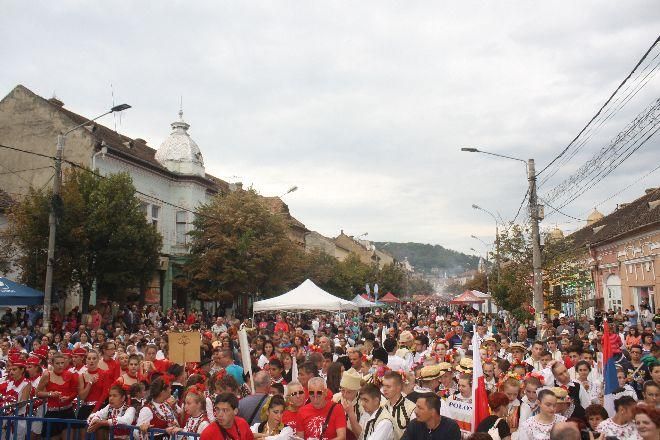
[351,295,381,308]
[253,279,359,312]
[471,290,499,314]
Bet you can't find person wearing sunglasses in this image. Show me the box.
[296,377,347,440]
[282,381,306,432]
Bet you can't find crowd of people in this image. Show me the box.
[0,300,658,440]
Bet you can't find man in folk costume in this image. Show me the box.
[381,371,416,440]
[551,361,590,420]
[395,331,415,370]
[358,383,395,440]
[406,364,442,403]
[334,369,364,440]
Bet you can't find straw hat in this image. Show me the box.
[507,342,527,353]
[456,358,474,373]
[437,362,453,374]
[399,331,414,343]
[340,369,363,391]
[481,337,499,347]
[550,387,571,403]
[420,364,444,381]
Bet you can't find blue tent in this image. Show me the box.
[0,277,44,306]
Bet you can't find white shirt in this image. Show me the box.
[359,409,394,440]
[387,354,408,372]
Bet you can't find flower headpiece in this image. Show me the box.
[524,372,545,383]
[161,374,176,386]
[188,383,206,396]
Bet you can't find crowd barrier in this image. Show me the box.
[0,400,200,440]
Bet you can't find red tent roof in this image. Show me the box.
[379,292,401,303]
[449,290,485,304]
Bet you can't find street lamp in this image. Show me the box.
[280,185,298,197]
[470,235,491,251]
[43,103,131,332]
[471,204,500,282]
[470,247,490,293]
[462,146,544,325]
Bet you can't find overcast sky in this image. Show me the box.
[2,1,659,256]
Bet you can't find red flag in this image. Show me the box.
[471,332,490,431]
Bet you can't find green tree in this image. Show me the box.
[376,263,406,295]
[408,276,434,295]
[8,169,162,311]
[187,189,302,307]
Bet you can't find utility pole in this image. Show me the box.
[461,147,544,326]
[527,159,544,325]
[42,135,64,333]
[494,223,500,283]
[42,103,131,333]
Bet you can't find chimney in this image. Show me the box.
[134,138,147,145]
[48,97,64,107]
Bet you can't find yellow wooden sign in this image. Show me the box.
[168,331,201,364]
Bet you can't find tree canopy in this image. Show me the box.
[6,169,162,311]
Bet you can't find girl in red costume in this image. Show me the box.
[114,354,141,392]
[36,353,79,439]
[136,376,179,440]
[98,341,121,381]
[77,350,110,420]
[26,355,45,438]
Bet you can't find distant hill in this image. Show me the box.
[374,242,479,274]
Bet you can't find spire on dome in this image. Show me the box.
[154,107,205,176]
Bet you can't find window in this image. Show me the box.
[139,201,148,216]
[176,211,187,245]
[151,205,160,227]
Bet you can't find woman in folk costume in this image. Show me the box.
[136,376,180,440]
[3,356,31,439]
[167,384,210,439]
[87,385,136,439]
[114,354,141,392]
[436,362,457,399]
[36,352,79,440]
[335,369,365,440]
[26,355,46,437]
[499,375,522,433]
[517,389,567,440]
[250,394,295,439]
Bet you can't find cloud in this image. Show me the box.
[1,0,659,255]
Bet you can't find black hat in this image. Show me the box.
[372,347,388,365]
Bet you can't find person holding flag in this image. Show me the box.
[471,329,491,434]
[603,319,625,417]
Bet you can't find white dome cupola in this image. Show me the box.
[155,110,205,176]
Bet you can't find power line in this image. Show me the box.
[0,142,211,222]
[540,56,660,187]
[0,165,53,176]
[555,123,660,210]
[584,162,660,212]
[539,198,587,222]
[543,97,660,206]
[537,35,660,178]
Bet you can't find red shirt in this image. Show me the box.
[282,410,299,432]
[274,322,290,333]
[153,359,172,374]
[200,417,254,440]
[45,371,79,408]
[102,358,121,381]
[297,401,346,440]
[82,368,110,409]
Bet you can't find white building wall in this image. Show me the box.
[95,155,210,256]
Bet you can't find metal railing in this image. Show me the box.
[0,399,200,440]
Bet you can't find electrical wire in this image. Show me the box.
[537,35,660,179]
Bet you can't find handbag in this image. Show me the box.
[487,418,502,440]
